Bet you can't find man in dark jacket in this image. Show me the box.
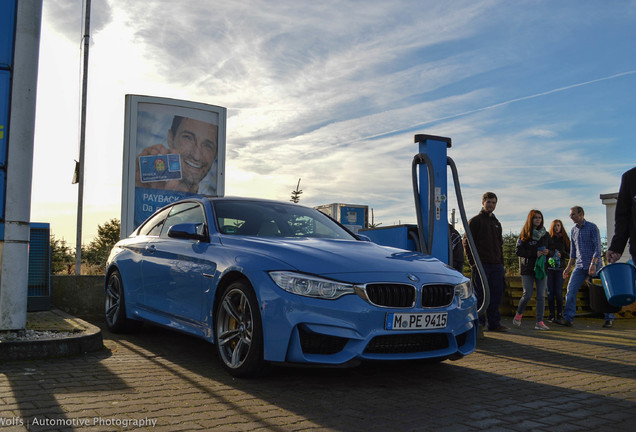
[462,192,508,333]
[607,166,636,264]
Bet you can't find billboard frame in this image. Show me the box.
[121,94,227,237]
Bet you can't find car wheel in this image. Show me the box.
[105,270,142,333]
[214,280,265,377]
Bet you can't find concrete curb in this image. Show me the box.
[0,314,103,361]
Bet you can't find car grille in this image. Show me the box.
[421,284,455,307]
[364,333,449,354]
[299,326,348,355]
[363,284,416,308]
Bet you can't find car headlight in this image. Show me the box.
[269,271,355,299]
[454,280,473,300]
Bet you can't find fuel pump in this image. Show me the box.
[412,134,490,316]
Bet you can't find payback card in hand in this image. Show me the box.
[139,154,182,183]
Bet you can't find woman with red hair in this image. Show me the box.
[546,219,570,322]
[513,210,553,330]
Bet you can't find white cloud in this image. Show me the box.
[31,0,636,248]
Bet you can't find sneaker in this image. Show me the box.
[513,314,522,327]
[490,325,509,332]
[535,321,550,330]
[555,317,573,327]
[602,320,614,328]
[547,315,555,323]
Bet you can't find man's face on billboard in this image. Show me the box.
[168,118,218,188]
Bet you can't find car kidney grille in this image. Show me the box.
[365,284,415,308]
[364,333,449,354]
[421,284,455,307]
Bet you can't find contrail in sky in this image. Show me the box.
[444,70,636,119]
[363,70,636,143]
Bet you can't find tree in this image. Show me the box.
[83,219,121,269]
[503,232,520,275]
[290,178,303,203]
[459,231,520,276]
[51,235,74,274]
[368,208,382,228]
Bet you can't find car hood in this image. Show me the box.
[219,236,461,283]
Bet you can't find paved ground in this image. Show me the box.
[1,316,635,432]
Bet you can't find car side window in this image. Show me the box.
[137,207,171,237]
[160,202,206,238]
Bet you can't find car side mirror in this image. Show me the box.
[167,223,208,241]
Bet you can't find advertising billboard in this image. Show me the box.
[121,95,227,237]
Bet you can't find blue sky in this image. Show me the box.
[31,0,636,246]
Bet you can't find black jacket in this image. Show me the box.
[609,166,636,259]
[462,209,503,266]
[548,234,570,270]
[516,232,552,276]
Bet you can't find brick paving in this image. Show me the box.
[1,317,635,431]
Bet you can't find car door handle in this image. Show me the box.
[145,244,156,253]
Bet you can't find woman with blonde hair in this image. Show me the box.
[513,210,553,330]
[546,219,570,322]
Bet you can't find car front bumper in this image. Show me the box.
[255,273,479,365]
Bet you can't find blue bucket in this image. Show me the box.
[598,262,636,307]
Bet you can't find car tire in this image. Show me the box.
[214,280,265,377]
[105,270,142,333]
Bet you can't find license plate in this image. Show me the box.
[386,312,448,330]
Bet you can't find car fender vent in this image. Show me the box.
[455,329,469,348]
[362,284,416,308]
[421,284,455,307]
[298,325,348,355]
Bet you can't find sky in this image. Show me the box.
[31,0,636,248]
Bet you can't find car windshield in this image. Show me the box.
[212,200,356,240]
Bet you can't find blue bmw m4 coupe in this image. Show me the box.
[105,197,478,377]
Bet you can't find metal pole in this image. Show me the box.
[75,0,91,275]
[0,0,43,330]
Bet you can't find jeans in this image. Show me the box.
[517,274,547,322]
[563,267,589,322]
[546,269,564,317]
[472,263,505,330]
[565,267,616,322]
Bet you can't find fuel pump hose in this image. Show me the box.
[411,153,435,255]
[447,156,491,317]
